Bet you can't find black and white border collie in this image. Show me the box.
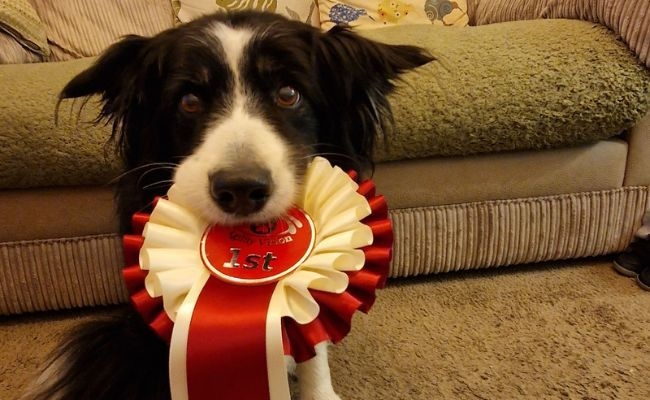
[28,11,431,400]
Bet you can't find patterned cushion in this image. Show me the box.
[319,0,469,30]
[177,0,320,27]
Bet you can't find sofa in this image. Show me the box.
[1,0,650,316]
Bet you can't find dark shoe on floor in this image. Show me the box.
[613,252,646,277]
[637,267,650,291]
[613,238,650,277]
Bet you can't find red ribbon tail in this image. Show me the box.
[185,278,278,400]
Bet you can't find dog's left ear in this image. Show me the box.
[315,26,433,172]
[317,26,433,84]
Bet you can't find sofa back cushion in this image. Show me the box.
[28,0,175,61]
[176,0,320,26]
[318,0,469,31]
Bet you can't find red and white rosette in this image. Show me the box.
[122,157,392,400]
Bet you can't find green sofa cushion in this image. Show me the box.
[366,19,650,162]
[0,19,649,189]
[0,58,119,190]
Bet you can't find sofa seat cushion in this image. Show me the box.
[375,138,628,209]
[0,19,648,190]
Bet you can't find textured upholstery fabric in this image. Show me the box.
[0,186,117,242]
[0,31,41,63]
[374,139,628,209]
[28,0,174,61]
[363,20,650,162]
[623,111,650,187]
[470,0,650,69]
[0,58,120,190]
[389,187,646,276]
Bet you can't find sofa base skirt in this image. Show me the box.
[1,186,647,315]
[0,235,126,315]
[390,186,647,277]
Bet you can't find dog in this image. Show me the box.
[27,11,432,400]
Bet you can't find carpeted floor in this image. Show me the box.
[1,257,649,399]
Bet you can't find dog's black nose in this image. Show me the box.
[209,168,273,216]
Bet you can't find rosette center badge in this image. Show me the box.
[201,207,315,285]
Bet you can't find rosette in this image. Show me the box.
[122,157,392,400]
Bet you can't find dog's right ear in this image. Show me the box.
[60,35,149,101]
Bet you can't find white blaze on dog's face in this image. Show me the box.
[173,23,304,225]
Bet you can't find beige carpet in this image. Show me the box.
[1,257,649,399]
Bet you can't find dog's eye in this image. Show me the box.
[179,94,202,114]
[275,86,301,108]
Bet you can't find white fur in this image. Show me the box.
[211,23,252,86]
[21,353,67,400]
[296,342,341,400]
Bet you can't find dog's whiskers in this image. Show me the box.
[135,166,178,189]
[109,162,178,184]
[141,179,175,191]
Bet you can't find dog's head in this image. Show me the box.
[60,11,432,228]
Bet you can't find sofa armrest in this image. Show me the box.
[471,0,650,69]
[624,111,650,187]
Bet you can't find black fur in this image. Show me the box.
[38,11,432,400]
[30,309,171,400]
